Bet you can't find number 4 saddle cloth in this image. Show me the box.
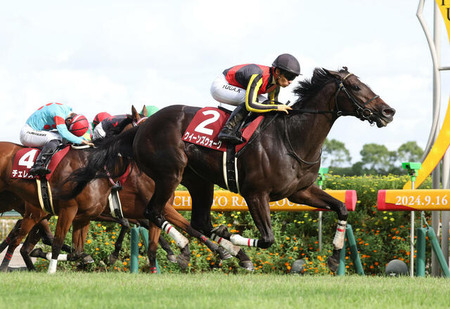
[11,146,70,180]
[182,107,263,152]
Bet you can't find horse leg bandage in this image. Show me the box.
[45,253,67,261]
[161,221,189,248]
[230,234,258,247]
[48,259,58,274]
[211,233,241,256]
[332,220,347,250]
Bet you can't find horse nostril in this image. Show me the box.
[383,108,396,118]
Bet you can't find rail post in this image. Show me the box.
[317,167,328,251]
[337,224,364,276]
[130,226,160,274]
[402,162,421,277]
[415,227,427,277]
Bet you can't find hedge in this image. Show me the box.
[34,174,435,276]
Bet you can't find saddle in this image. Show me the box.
[182,107,264,194]
[12,145,71,214]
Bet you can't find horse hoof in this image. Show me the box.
[211,225,229,237]
[176,255,190,270]
[82,254,94,264]
[239,260,254,271]
[167,254,177,263]
[29,248,46,259]
[327,256,339,273]
[217,247,232,260]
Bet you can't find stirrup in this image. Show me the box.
[218,132,244,145]
[29,166,51,176]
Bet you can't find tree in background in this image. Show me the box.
[397,141,424,163]
[321,138,351,167]
[360,143,392,173]
[322,140,424,176]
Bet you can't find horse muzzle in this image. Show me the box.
[374,107,396,128]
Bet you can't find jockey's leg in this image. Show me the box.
[218,103,248,145]
[30,139,61,176]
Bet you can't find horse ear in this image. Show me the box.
[142,105,148,117]
[131,105,139,120]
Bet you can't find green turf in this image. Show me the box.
[1,272,449,308]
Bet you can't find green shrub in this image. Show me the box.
[34,174,434,275]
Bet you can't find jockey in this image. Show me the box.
[93,106,159,140]
[210,53,300,144]
[92,112,111,129]
[20,102,93,176]
[92,114,132,140]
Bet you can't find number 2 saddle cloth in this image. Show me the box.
[182,107,264,194]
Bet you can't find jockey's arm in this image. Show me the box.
[245,74,291,114]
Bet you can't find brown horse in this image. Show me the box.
[0,141,113,273]
[0,107,147,272]
[7,106,246,273]
[67,68,392,272]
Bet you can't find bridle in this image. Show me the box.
[333,73,379,124]
[291,71,380,125]
[132,116,148,127]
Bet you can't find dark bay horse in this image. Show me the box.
[66,67,395,272]
[90,107,251,270]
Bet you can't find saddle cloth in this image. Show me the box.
[182,107,263,152]
[11,146,71,180]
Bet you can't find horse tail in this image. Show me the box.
[61,126,139,199]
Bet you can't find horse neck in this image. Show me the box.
[287,83,337,159]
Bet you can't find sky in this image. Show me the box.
[0,0,449,164]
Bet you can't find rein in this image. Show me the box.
[283,116,321,165]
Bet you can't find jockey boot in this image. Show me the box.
[218,103,248,145]
[29,139,61,176]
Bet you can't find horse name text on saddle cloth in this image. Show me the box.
[182,107,262,152]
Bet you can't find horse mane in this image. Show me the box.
[292,67,348,108]
[59,126,139,200]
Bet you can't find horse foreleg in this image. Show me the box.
[288,185,348,273]
[108,222,129,265]
[48,207,77,274]
[38,219,73,254]
[182,177,252,267]
[147,222,162,273]
[229,193,274,249]
[70,221,93,265]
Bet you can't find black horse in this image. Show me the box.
[66,67,395,271]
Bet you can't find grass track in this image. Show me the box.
[1,272,450,309]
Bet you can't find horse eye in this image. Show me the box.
[352,85,361,91]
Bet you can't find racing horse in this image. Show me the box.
[65,67,395,272]
[0,107,148,272]
[7,106,246,273]
[88,106,251,270]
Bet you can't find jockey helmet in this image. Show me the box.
[93,112,111,128]
[272,53,301,79]
[67,114,90,137]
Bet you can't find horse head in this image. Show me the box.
[324,67,395,127]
